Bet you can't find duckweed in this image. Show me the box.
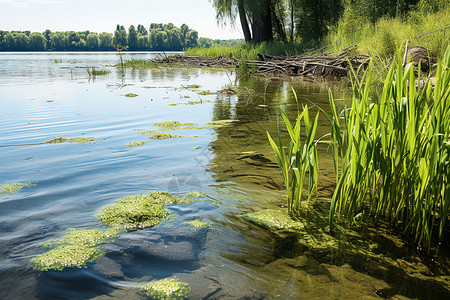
[30,228,118,271]
[125,141,146,147]
[0,182,36,194]
[44,137,95,144]
[97,191,192,231]
[243,209,305,231]
[187,220,209,228]
[138,277,190,300]
[124,93,138,97]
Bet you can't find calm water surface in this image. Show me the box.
[0,52,448,299]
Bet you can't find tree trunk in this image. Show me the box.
[237,0,252,42]
[252,0,273,43]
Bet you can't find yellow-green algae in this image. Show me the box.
[31,228,118,271]
[186,84,201,89]
[97,191,193,231]
[44,137,95,144]
[138,277,190,300]
[124,93,138,98]
[0,182,36,194]
[125,141,146,147]
[145,132,182,139]
[243,209,305,231]
[186,191,209,198]
[186,220,209,228]
[206,119,238,126]
[197,91,216,95]
[153,121,196,129]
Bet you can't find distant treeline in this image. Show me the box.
[0,23,240,52]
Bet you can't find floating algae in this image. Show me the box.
[243,209,305,231]
[31,228,118,271]
[197,91,216,96]
[138,277,190,300]
[206,119,238,126]
[124,93,138,98]
[153,121,196,129]
[97,191,193,231]
[0,182,36,194]
[186,220,209,228]
[186,84,201,89]
[44,137,95,144]
[125,141,146,147]
[186,191,209,198]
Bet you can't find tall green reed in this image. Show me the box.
[328,45,450,252]
[267,89,319,217]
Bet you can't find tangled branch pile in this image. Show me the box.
[245,51,371,77]
[150,54,238,68]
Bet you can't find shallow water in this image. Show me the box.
[0,52,448,299]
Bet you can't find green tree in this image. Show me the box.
[14,33,29,50]
[99,32,113,50]
[137,24,148,36]
[86,33,99,50]
[29,32,46,50]
[128,25,138,50]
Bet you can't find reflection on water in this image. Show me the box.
[0,52,448,299]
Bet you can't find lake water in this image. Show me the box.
[0,52,448,299]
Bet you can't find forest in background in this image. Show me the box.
[0,23,242,52]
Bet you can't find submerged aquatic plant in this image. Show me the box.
[138,277,190,300]
[96,191,192,231]
[267,93,319,217]
[31,228,118,271]
[327,45,450,251]
[0,182,36,194]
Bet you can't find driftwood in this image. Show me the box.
[150,47,370,78]
[246,50,370,77]
[149,54,238,68]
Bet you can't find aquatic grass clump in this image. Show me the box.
[142,131,182,140]
[327,46,450,251]
[267,97,319,217]
[0,182,36,194]
[185,191,209,198]
[138,277,190,300]
[97,192,192,231]
[30,228,118,271]
[44,137,95,144]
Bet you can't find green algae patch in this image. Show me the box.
[207,119,238,126]
[186,191,209,198]
[31,228,118,271]
[124,93,138,98]
[0,182,36,194]
[125,141,146,147]
[186,84,201,89]
[149,132,182,139]
[243,209,305,231]
[154,121,196,129]
[97,191,193,231]
[44,137,95,144]
[192,146,202,149]
[187,220,209,228]
[198,90,216,96]
[138,277,190,300]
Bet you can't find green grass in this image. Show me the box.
[324,7,450,57]
[326,45,450,252]
[186,42,310,60]
[267,92,319,217]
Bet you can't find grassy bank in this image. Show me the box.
[324,6,450,57]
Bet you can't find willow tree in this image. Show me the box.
[211,0,274,43]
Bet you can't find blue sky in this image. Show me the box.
[0,0,241,39]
